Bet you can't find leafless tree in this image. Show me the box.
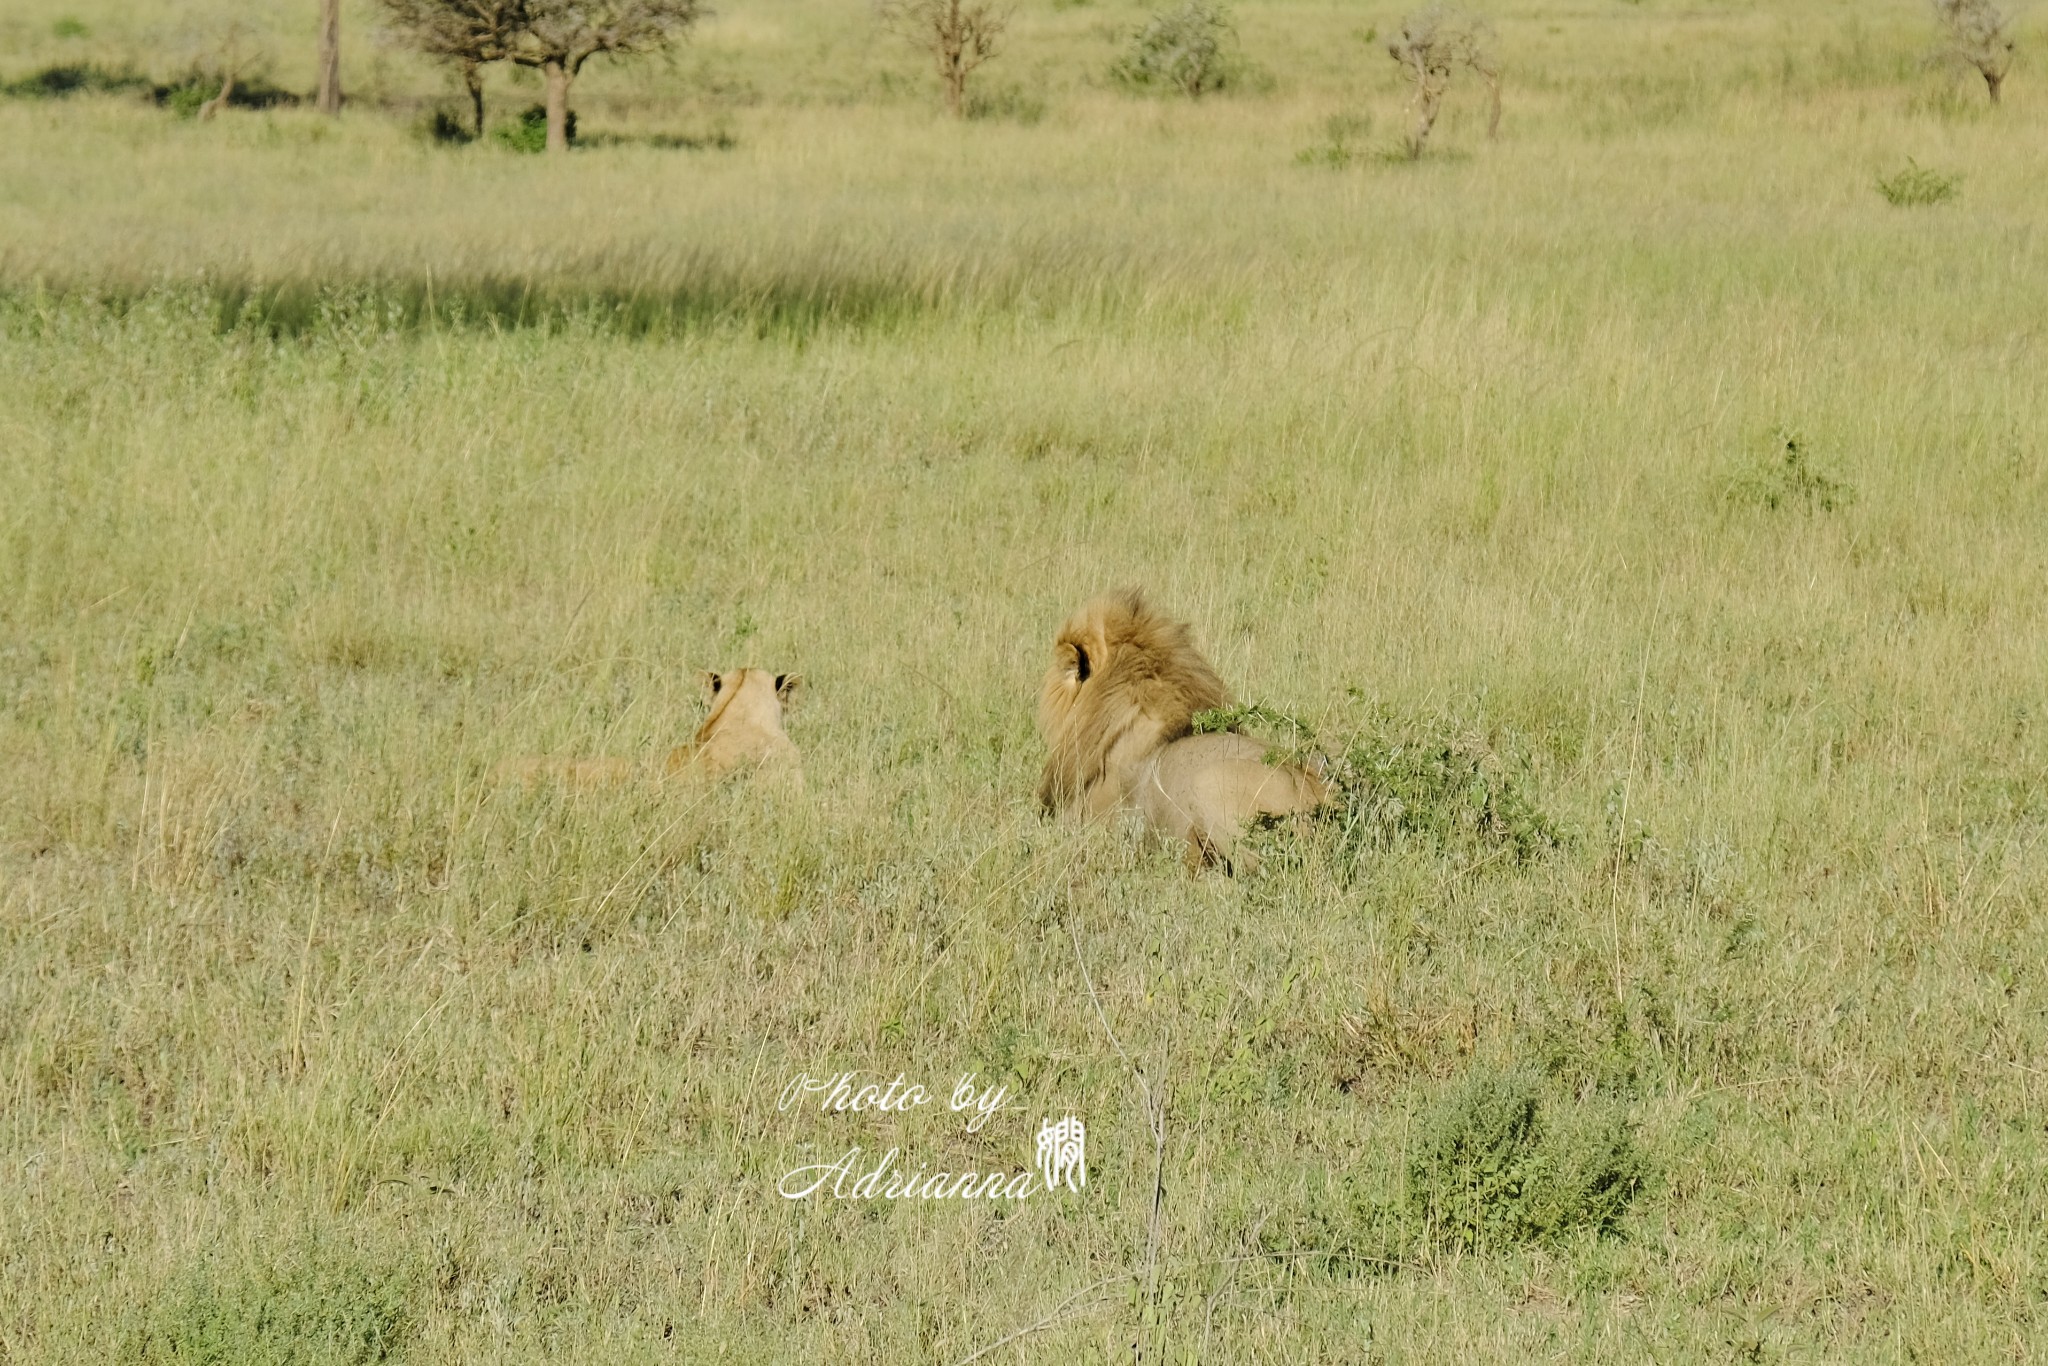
[317,0,343,114]
[878,0,1009,118]
[1385,5,1500,159]
[196,24,254,121]
[1933,0,2016,104]
[381,0,702,150]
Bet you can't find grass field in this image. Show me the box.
[4,0,2048,1360]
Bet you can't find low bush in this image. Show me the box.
[1110,1,1256,97]
[1876,157,1961,205]
[495,103,575,152]
[1727,429,1855,512]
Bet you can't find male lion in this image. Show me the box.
[494,668,802,792]
[1036,589,1325,869]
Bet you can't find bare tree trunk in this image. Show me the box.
[315,0,342,115]
[1405,54,1440,159]
[199,70,237,121]
[943,56,966,117]
[1407,89,1441,158]
[1984,68,2003,104]
[1480,66,1502,138]
[543,60,571,152]
[464,59,485,138]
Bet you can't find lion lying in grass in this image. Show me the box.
[1036,589,1325,869]
[494,668,803,792]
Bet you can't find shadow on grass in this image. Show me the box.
[3,264,953,342]
[1,63,151,98]
[577,129,739,151]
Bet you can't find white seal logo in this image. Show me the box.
[1036,1115,1086,1192]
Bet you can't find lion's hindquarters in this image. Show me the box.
[1139,733,1326,865]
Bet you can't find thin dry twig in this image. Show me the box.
[1069,916,1171,1317]
[948,1273,1129,1366]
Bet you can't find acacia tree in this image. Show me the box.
[878,0,1008,118]
[1385,5,1500,159]
[379,0,520,137]
[1933,0,2016,104]
[505,0,705,151]
[381,0,701,150]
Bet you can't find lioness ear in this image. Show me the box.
[775,673,801,700]
[701,670,723,699]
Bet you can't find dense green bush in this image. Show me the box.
[495,103,575,152]
[1110,1,1253,97]
[1404,1068,1645,1252]
[1876,157,1961,205]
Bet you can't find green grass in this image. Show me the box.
[4,1,2048,1361]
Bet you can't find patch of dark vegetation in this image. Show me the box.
[127,1247,414,1366]
[4,266,946,343]
[420,106,474,143]
[1402,1068,1646,1251]
[1,62,150,99]
[578,127,740,150]
[966,80,1049,124]
[1727,428,1855,512]
[1262,1065,1647,1274]
[156,72,302,119]
[1110,1,1264,97]
[1198,702,1562,870]
[495,103,573,152]
[1876,157,1961,205]
[1190,701,1317,746]
[1332,712,1561,863]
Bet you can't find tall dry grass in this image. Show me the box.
[3,1,2048,1360]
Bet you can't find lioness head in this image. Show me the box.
[667,668,803,785]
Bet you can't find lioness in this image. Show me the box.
[665,669,803,787]
[493,668,802,792]
[1036,589,1324,869]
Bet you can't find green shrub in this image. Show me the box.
[1876,157,1961,206]
[1261,1067,1647,1273]
[52,16,90,38]
[1727,429,1855,512]
[496,104,575,153]
[1111,1,1253,98]
[1192,701,1561,870]
[1328,715,1562,864]
[154,72,302,119]
[128,1251,414,1366]
[162,81,211,119]
[1404,1068,1645,1252]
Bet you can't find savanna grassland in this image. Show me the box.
[4,0,2048,1360]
